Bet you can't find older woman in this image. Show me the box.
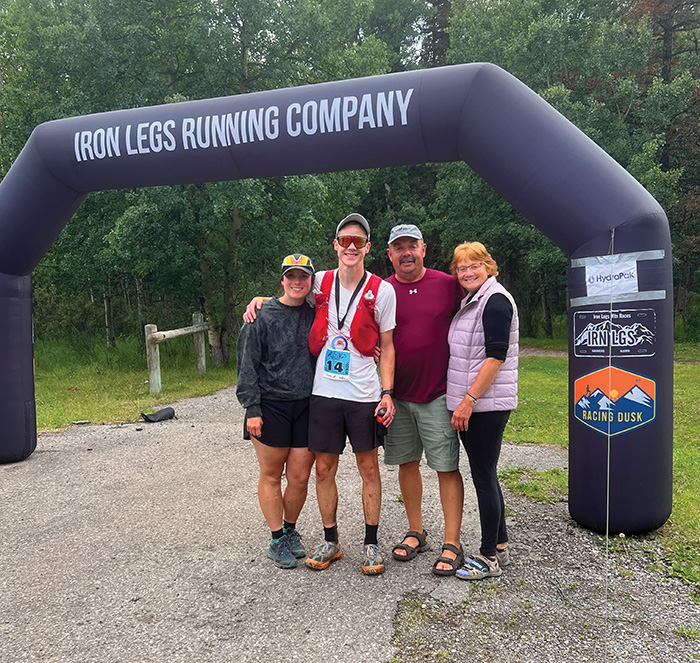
[446,242,519,580]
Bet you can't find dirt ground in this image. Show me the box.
[1,386,698,663]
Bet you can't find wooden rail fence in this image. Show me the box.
[144,312,211,394]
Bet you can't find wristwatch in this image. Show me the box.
[381,389,394,397]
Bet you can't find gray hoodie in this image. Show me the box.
[236,298,315,418]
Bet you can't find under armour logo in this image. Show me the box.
[409,289,418,295]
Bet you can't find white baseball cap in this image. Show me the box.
[388,223,423,244]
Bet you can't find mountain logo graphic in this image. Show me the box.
[574,320,654,348]
[573,309,656,357]
[574,366,656,437]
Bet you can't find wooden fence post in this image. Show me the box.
[145,323,161,394]
[193,312,207,376]
[144,316,210,393]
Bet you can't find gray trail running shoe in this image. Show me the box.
[267,535,297,569]
[284,527,305,559]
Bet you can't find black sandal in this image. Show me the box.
[432,543,464,576]
[391,529,429,561]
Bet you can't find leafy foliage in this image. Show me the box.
[1,0,699,345]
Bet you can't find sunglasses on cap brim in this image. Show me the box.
[336,235,368,249]
[282,254,313,267]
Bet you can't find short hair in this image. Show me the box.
[450,241,498,278]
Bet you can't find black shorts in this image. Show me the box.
[308,395,381,455]
[244,398,310,448]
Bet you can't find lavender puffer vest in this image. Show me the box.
[446,276,519,413]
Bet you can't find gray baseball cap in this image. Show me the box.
[281,253,315,276]
[388,223,423,244]
[336,213,370,240]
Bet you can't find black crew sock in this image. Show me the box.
[364,524,378,546]
[283,520,296,532]
[324,525,338,543]
[271,528,284,541]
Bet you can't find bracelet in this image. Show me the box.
[381,389,394,397]
[254,296,264,302]
[466,392,478,404]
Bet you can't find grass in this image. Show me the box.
[506,356,568,447]
[34,336,236,429]
[32,335,700,598]
[498,467,569,503]
[674,342,700,362]
[662,359,700,601]
[507,344,700,601]
[674,625,699,640]
[520,336,568,352]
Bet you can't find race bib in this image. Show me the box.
[323,336,351,381]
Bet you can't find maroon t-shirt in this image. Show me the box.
[387,269,464,403]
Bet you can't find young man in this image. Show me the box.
[305,213,396,575]
[243,213,396,575]
[384,224,466,575]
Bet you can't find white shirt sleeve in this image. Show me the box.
[375,278,397,333]
[312,270,327,295]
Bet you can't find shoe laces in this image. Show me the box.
[271,535,294,557]
[314,541,335,559]
[286,528,302,544]
[364,543,379,562]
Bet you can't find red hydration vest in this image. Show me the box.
[308,270,383,357]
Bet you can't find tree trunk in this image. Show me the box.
[660,18,673,169]
[120,276,130,312]
[135,277,145,343]
[421,0,451,68]
[541,288,553,339]
[239,19,249,94]
[220,207,243,365]
[104,282,116,347]
[197,231,225,365]
[661,19,673,85]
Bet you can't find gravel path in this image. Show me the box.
[1,387,698,663]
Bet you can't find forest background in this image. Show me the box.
[1,0,699,361]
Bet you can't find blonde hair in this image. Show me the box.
[450,242,498,278]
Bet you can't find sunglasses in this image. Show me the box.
[336,235,368,249]
[282,254,313,267]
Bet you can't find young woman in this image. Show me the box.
[446,242,519,580]
[236,254,317,569]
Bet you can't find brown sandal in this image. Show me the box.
[432,543,464,576]
[391,529,429,561]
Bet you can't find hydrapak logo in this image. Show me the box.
[570,250,666,308]
[585,260,638,298]
[587,269,636,285]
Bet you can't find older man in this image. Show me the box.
[384,224,466,575]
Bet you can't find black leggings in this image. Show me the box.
[459,410,511,558]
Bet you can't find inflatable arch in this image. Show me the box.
[0,64,673,533]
